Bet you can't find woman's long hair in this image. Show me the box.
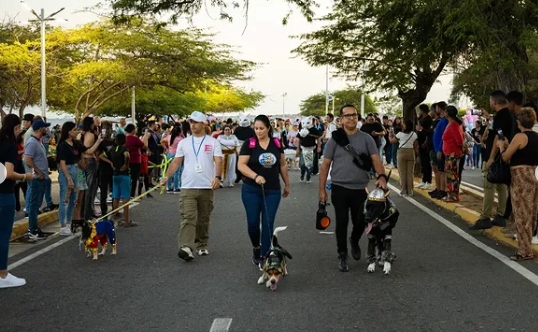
[59,121,77,145]
[446,106,463,125]
[403,119,414,134]
[0,114,21,145]
[254,115,273,139]
[170,124,183,144]
[181,120,191,137]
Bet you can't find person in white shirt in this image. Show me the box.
[389,119,418,196]
[161,111,223,261]
[217,126,240,187]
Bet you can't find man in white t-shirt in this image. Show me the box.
[161,111,223,261]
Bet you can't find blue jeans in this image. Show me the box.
[44,178,52,207]
[58,165,79,226]
[241,183,281,256]
[391,143,399,167]
[166,153,181,190]
[0,193,15,270]
[28,178,47,231]
[473,144,481,167]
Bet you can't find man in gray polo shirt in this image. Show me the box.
[23,120,51,241]
[319,104,388,272]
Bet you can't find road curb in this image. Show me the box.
[387,168,538,257]
[11,210,59,240]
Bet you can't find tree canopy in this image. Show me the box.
[300,88,376,116]
[292,0,466,120]
[0,19,262,120]
[107,0,317,26]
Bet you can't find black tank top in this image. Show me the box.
[510,131,538,166]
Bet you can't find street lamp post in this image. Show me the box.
[21,1,65,118]
[325,64,329,115]
[282,92,287,118]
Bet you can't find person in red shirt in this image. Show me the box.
[124,124,147,198]
[442,106,464,202]
[138,148,155,197]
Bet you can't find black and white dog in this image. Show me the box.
[363,187,399,275]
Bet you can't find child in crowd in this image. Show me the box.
[138,148,155,197]
[110,134,135,227]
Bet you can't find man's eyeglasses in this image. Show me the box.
[342,113,358,119]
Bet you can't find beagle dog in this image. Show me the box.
[257,226,292,290]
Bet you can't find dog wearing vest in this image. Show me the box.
[257,226,292,291]
[80,220,117,260]
[363,187,399,275]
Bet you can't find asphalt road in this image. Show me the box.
[3,171,538,332]
[461,166,484,189]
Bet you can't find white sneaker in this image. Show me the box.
[422,183,432,190]
[177,247,195,261]
[0,273,26,288]
[197,249,209,256]
[415,182,425,188]
[59,226,72,236]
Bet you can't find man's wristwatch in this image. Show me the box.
[215,176,222,180]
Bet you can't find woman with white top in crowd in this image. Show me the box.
[389,119,418,196]
[217,125,240,187]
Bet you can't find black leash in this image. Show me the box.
[260,183,274,253]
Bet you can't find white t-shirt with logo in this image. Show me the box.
[176,135,223,189]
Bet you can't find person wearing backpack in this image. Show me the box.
[237,115,291,268]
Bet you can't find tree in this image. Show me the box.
[0,20,40,119]
[44,20,256,121]
[106,0,316,26]
[292,1,466,121]
[299,88,376,116]
[97,84,264,117]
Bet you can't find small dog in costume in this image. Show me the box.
[80,220,117,260]
[363,187,399,275]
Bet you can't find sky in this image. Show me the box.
[3,0,461,118]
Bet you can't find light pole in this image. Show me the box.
[131,86,136,123]
[325,64,329,115]
[282,92,287,118]
[21,1,65,118]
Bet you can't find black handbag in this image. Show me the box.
[487,155,511,185]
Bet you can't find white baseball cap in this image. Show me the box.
[189,111,207,123]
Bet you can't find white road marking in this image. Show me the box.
[8,235,77,270]
[210,318,232,332]
[319,231,334,234]
[462,181,484,192]
[8,202,139,271]
[388,183,538,287]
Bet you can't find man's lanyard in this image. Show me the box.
[192,135,207,162]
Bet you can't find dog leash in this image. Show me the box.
[93,183,164,223]
[260,183,275,252]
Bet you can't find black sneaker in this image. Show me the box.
[428,189,439,197]
[349,237,361,261]
[469,218,492,230]
[146,193,154,198]
[177,247,194,261]
[338,252,349,272]
[433,191,446,199]
[492,215,506,227]
[252,248,262,268]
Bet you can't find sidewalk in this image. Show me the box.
[387,167,538,258]
[11,173,60,240]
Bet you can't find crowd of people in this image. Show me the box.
[2,89,538,288]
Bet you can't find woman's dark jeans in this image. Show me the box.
[241,183,281,256]
[0,193,16,270]
[83,158,98,220]
[129,163,141,198]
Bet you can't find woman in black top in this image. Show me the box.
[0,114,34,288]
[238,115,291,267]
[497,107,538,261]
[471,121,484,168]
[56,122,101,234]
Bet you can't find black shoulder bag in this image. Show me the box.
[487,154,511,185]
[331,128,373,171]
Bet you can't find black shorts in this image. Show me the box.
[429,150,445,171]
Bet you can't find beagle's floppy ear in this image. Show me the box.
[281,248,293,260]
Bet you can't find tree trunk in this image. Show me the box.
[398,88,428,124]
